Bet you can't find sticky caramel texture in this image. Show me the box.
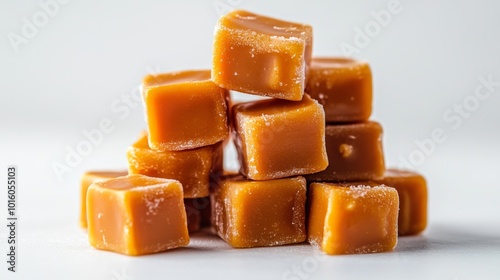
[212,175,307,248]
[375,169,427,236]
[232,94,328,180]
[80,170,127,228]
[308,182,399,255]
[306,121,385,181]
[86,175,189,255]
[143,70,229,151]
[307,58,372,122]
[127,132,223,198]
[212,10,313,100]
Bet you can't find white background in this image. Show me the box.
[1,0,499,279]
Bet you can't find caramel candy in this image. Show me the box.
[306,58,372,122]
[80,170,127,228]
[212,175,306,248]
[232,94,328,180]
[127,132,223,198]
[306,121,385,181]
[212,10,313,100]
[308,182,399,255]
[184,197,211,233]
[143,70,229,151]
[87,174,189,255]
[375,169,428,236]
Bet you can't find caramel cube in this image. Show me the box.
[87,174,189,255]
[375,169,428,236]
[127,132,223,198]
[143,70,229,151]
[307,58,372,122]
[306,121,385,181]
[212,10,313,100]
[232,94,328,180]
[308,182,399,255]
[80,170,127,228]
[212,175,307,248]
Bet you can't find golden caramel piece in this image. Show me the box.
[307,57,372,122]
[212,10,313,100]
[142,70,229,151]
[127,132,223,198]
[80,170,127,228]
[306,121,385,182]
[308,182,399,255]
[87,174,189,255]
[212,175,307,248]
[375,169,428,236]
[232,94,328,180]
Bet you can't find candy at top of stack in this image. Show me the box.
[212,10,313,101]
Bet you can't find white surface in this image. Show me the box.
[1,0,500,279]
[3,221,500,280]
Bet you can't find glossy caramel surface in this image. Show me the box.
[306,121,385,181]
[307,57,372,122]
[212,176,307,248]
[127,132,223,198]
[375,169,428,236]
[212,10,313,100]
[308,182,399,255]
[80,170,127,228]
[143,70,229,151]
[87,174,189,255]
[232,94,328,180]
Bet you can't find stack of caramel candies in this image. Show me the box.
[80,10,427,256]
